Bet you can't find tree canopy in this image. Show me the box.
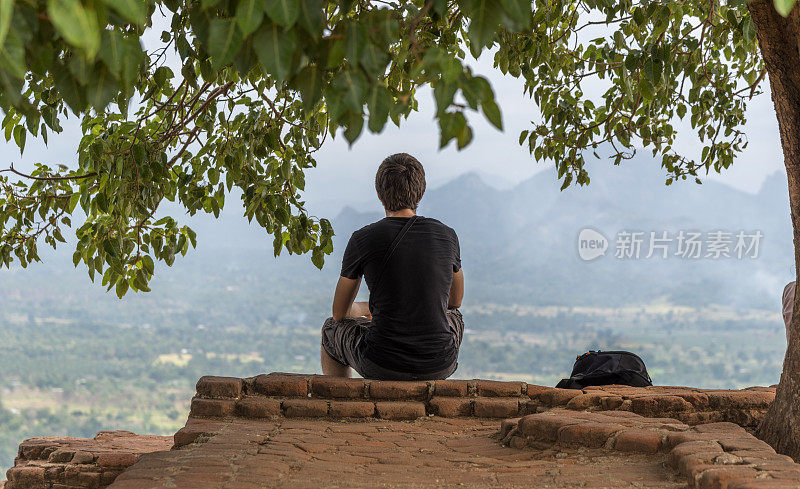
[0,0,794,297]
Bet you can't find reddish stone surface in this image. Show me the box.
[96,453,138,468]
[537,388,582,407]
[250,373,308,397]
[615,429,663,454]
[526,384,552,399]
[173,418,225,448]
[189,397,236,418]
[432,379,470,397]
[5,374,791,489]
[104,417,688,489]
[631,395,694,416]
[696,466,760,489]
[565,392,609,410]
[369,380,429,400]
[235,397,281,418]
[706,391,774,410]
[507,408,800,489]
[5,431,171,489]
[195,376,243,399]
[475,380,524,397]
[473,398,520,418]
[557,422,623,448]
[329,401,376,418]
[428,397,473,417]
[310,376,366,398]
[283,399,328,418]
[375,401,426,420]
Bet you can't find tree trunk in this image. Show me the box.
[749,0,800,459]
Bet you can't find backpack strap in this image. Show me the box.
[369,215,419,314]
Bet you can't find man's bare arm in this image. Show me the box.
[448,269,464,308]
[332,276,371,321]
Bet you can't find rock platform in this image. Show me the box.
[4,373,798,489]
[4,430,172,489]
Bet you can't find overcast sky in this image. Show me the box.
[1,48,786,217]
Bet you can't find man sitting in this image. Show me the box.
[320,153,465,380]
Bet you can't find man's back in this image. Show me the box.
[341,216,461,373]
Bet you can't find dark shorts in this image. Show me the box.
[321,308,464,381]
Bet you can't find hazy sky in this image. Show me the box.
[1,47,786,217]
[306,54,786,213]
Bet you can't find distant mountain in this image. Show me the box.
[4,155,793,315]
[324,157,793,309]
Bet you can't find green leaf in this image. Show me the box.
[311,248,324,269]
[69,193,80,212]
[500,0,530,29]
[367,84,391,133]
[0,0,13,49]
[47,0,101,58]
[633,6,645,26]
[12,124,25,154]
[481,99,502,130]
[360,43,388,75]
[265,0,299,27]
[742,16,755,43]
[201,0,223,9]
[333,69,367,113]
[344,21,365,62]
[68,53,91,84]
[100,0,146,25]
[115,276,129,298]
[439,111,468,148]
[208,18,243,70]
[290,64,323,112]
[253,22,296,81]
[343,111,363,144]
[433,82,457,114]
[236,0,264,36]
[774,0,797,16]
[86,66,118,110]
[298,0,323,35]
[134,269,151,292]
[142,255,154,274]
[153,66,173,87]
[466,0,503,58]
[99,31,144,86]
[0,28,25,79]
[53,64,87,113]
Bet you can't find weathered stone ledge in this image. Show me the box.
[4,374,784,489]
[502,409,800,489]
[190,373,776,427]
[4,430,172,489]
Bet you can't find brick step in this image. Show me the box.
[5,431,172,489]
[503,409,800,489]
[190,373,776,427]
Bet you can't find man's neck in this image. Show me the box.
[385,208,416,218]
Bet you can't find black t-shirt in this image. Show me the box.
[341,216,461,373]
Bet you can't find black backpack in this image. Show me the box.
[555,350,653,389]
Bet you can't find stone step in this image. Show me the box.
[190,373,776,426]
[504,409,800,489]
[5,431,172,489]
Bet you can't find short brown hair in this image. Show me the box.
[375,153,426,211]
